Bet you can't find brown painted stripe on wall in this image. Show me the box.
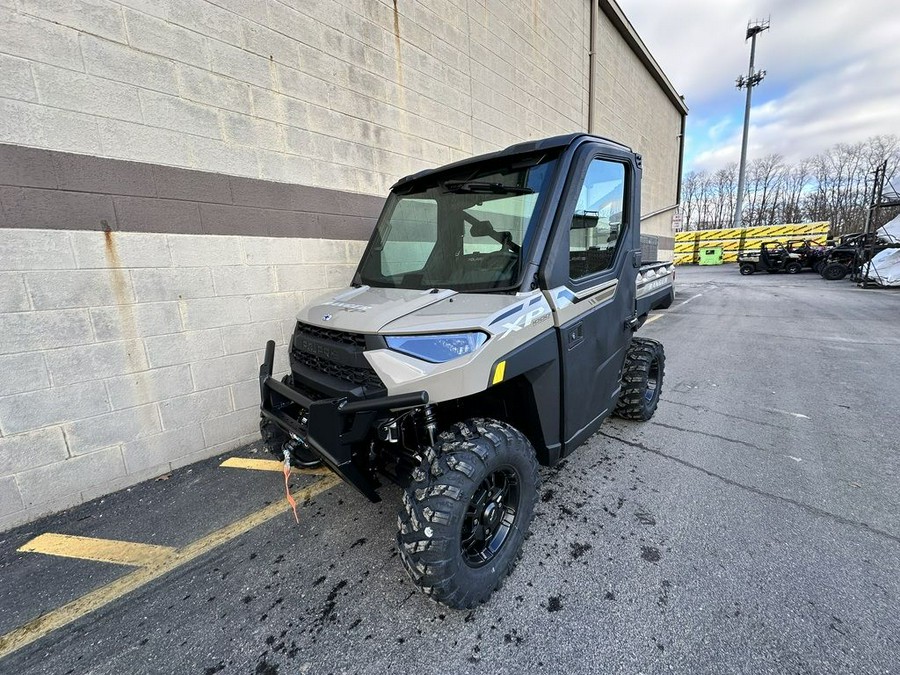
[0,144,384,239]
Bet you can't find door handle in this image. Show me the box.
[568,322,584,348]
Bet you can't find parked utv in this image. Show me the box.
[785,239,827,272]
[818,231,894,281]
[258,134,673,608]
[738,241,803,275]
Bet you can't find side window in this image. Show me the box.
[379,198,437,276]
[569,159,626,280]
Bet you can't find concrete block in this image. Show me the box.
[0,7,83,69]
[186,136,259,179]
[300,238,350,263]
[0,491,83,531]
[123,8,210,69]
[168,234,243,268]
[198,202,318,238]
[221,319,283,355]
[0,229,74,270]
[275,264,327,292]
[176,64,252,115]
[0,186,115,231]
[81,34,178,95]
[0,352,50,397]
[207,40,273,89]
[32,63,142,123]
[242,237,304,266]
[45,339,148,384]
[0,309,93,355]
[0,273,29,312]
[0,381,110,435]
[230,378,259,410]
[78,463,162,502]
[0,476,24,518]
[112,196,203,235]
[55,153,157,197]
[248,292,302,322]
[227,174,296,209]
[249,88,309,126]
[26,269,133,310]
[212,266,275,296]
[325,263,356,288]
[0,54,36,102]
[154,166,232,203]
[255,149,317,186]
[201,406,258,447]
[168,0,242,44]
[168,436,250,471]
[63,404,160,456]
[180,295,250,330]
[0,427,68,477]
[157,386,232,430]
[71,230,172,269]
[139,90,221,139]
[144,328,224,368]
[105,364,193,410]
[16,446,126,508]
[0,99,101,156]
[91,302,182,341]
[242,21,299,67]
[0,145,58,189]
[131,268,215,303]
[21,0,127,43]
[219,111,282,152]
[97,119,191,167]
[191,352,257,391]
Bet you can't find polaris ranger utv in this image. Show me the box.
[259,133,672,608]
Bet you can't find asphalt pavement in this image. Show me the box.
[1,264,898,674]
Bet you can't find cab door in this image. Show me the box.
[540,145,641,454]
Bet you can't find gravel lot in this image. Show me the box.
[1,264,898,674]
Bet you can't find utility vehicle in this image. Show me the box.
[258,134,673,608]
[738,241,803,275]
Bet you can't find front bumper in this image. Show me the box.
[258,340,428,502]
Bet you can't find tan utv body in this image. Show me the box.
[259,134,672,608]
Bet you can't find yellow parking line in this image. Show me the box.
[18,534,175,567]
[644,313,663,324]
[220,456,330,476]
[0,473,341,660]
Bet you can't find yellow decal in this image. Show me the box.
[492,361,506,385]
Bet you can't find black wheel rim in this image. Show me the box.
[644,356,660,404]
[461,468,520,567]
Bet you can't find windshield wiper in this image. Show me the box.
[443,181,533,195]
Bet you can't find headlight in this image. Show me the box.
[385,332,488,363]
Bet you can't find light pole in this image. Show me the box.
[733,20,769,229]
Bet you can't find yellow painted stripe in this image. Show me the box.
[220,457,331,476]
[18,534,176,567]
[644,313,664,324]
[0,473,341,659]
[492,360,506,385]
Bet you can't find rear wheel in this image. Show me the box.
[615,337,665,421]
[786,261,802,274]
[821,262,849,280]
[739,263,755,275]
[397,419,539,609]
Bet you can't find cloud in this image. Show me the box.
[617,0,900,172]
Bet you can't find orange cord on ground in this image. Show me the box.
[283,460,299,524]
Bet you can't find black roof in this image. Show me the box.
[392,133,632,191]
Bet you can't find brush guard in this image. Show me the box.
[259,340,428,502]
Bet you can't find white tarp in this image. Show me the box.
[878,214,900,243]
[863,246,900,286]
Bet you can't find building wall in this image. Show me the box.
[0,0,684,529]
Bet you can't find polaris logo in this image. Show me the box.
[297,339,337,360]
[499,307,548,339]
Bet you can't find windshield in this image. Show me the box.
[357,153,559,291]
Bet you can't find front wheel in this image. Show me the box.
[739,263,755,275]
[397,419,539,609]
[821,262,849,281]
[615,337,665,421]
[786,261,802,274]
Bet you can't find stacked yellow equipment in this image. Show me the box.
[674,222,830,264]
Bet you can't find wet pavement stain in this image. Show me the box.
[641,546,662,562]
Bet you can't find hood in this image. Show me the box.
[299,286,456,333]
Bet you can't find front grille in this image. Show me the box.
[291,321,383,394]
[295,322,366,348]
[291,349,383,389]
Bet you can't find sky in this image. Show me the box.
[617,0,900,174]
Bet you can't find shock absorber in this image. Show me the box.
[421,404,438,447]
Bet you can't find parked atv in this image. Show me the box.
[258,134,673,608]
[785,239,828,272]
[819,232,894,281]
[738,242,803,275]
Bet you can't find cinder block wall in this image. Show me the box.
[0,0,685,528]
